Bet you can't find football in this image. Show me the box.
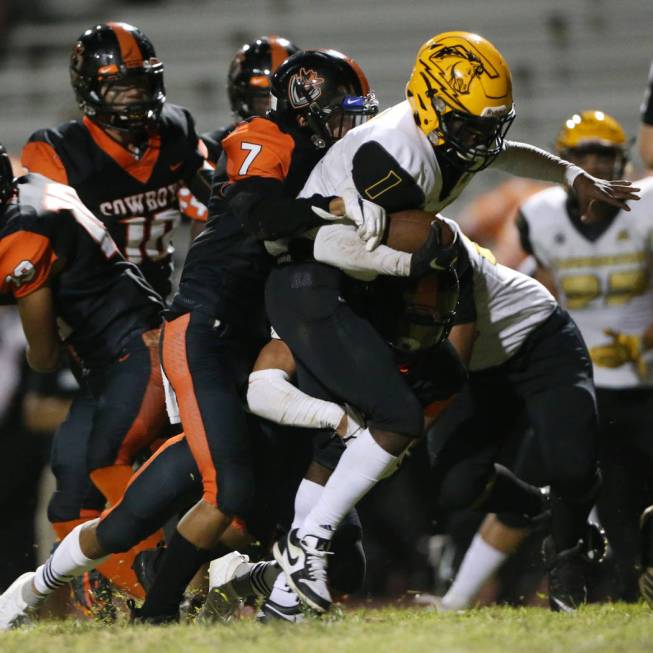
[385,210,454,252]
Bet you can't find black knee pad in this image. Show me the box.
[328,514,365,594]
[436,461,494,512]
[215,464,256,518]
[496,511,531,529]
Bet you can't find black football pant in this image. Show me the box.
[429,308,600,551]
[161,310,262,516]
[95,423,366,594]
[265,263,424,439]
[48,329,167,536]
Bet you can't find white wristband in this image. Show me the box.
[564,164,584,188]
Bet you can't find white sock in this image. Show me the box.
[441,533,508,610]
[292,479,324,529]
[33,521,105,596]
[299,429,397,542]
[266,479,325,607]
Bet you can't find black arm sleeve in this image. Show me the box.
[187,168,213,206]
[222,176,336,240]
[515,211,535,256]
[453,245,476,325]
[642,61,653,125]
[351,141,425,211]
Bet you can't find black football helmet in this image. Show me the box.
[70,22,166,133]
[270,49,378,145]
[0,145,17,209]
[228,35,299,119]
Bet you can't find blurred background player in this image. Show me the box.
[440,110,651,609]
[638,58,653,169]
[202,35,299,165]
[21,21,208,299]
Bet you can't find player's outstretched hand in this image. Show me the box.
[573,173,640,221]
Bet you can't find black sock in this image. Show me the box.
[475,464,544,516]
[550,470,601,552]
[138,530,213,619]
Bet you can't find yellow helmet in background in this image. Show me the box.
[555,110,629,179]
[406,31,515,171]
[555,110,627,153]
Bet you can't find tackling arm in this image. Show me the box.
[17,287,60,372]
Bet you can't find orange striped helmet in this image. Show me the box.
[70,22,165,132]
[228,36,300,119]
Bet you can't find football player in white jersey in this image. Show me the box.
[638,58,653,168]
[265,32,638,614]
[439,110,652,610]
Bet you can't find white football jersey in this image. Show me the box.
[299,100,475,211]
[520,177,653,388]
[441,217,557,371]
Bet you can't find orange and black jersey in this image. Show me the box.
[0,175,163,369]
[21,104,206,297]
[168,113,335,330]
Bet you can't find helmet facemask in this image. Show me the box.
[305,89,379,145]
[430,94,515,172]
[563,143,628,181]
[89,61,165,133]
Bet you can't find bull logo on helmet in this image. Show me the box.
[429,45,487,95]
[447,60,484,94]
[288,68,325,108]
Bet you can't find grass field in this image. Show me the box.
[1,603,651,653]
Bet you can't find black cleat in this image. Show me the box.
[71,569,116,623]
[543,536,590,612]
[132,545,166,594]
[127,598,179,625]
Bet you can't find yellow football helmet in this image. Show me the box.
[555,110,628,178]
[406,31,515,171]
[555,110,627,153]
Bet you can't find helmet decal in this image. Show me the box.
[288,68,325,108]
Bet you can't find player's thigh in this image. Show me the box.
[267,265,423,437]
[86,343,166,471]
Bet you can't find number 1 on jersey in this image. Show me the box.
[239,142,262,175]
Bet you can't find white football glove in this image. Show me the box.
[341,188,387,251]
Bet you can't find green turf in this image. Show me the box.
[1,604,651,653]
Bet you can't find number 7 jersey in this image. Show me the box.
[519,176,653,388]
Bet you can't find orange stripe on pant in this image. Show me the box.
[161,314,218,505]
[114,328,167,465]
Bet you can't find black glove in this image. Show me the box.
[409,221,458,278]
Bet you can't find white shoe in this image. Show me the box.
[197,552,250,622]
[273,529,332,613]
[0,572,38,630]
